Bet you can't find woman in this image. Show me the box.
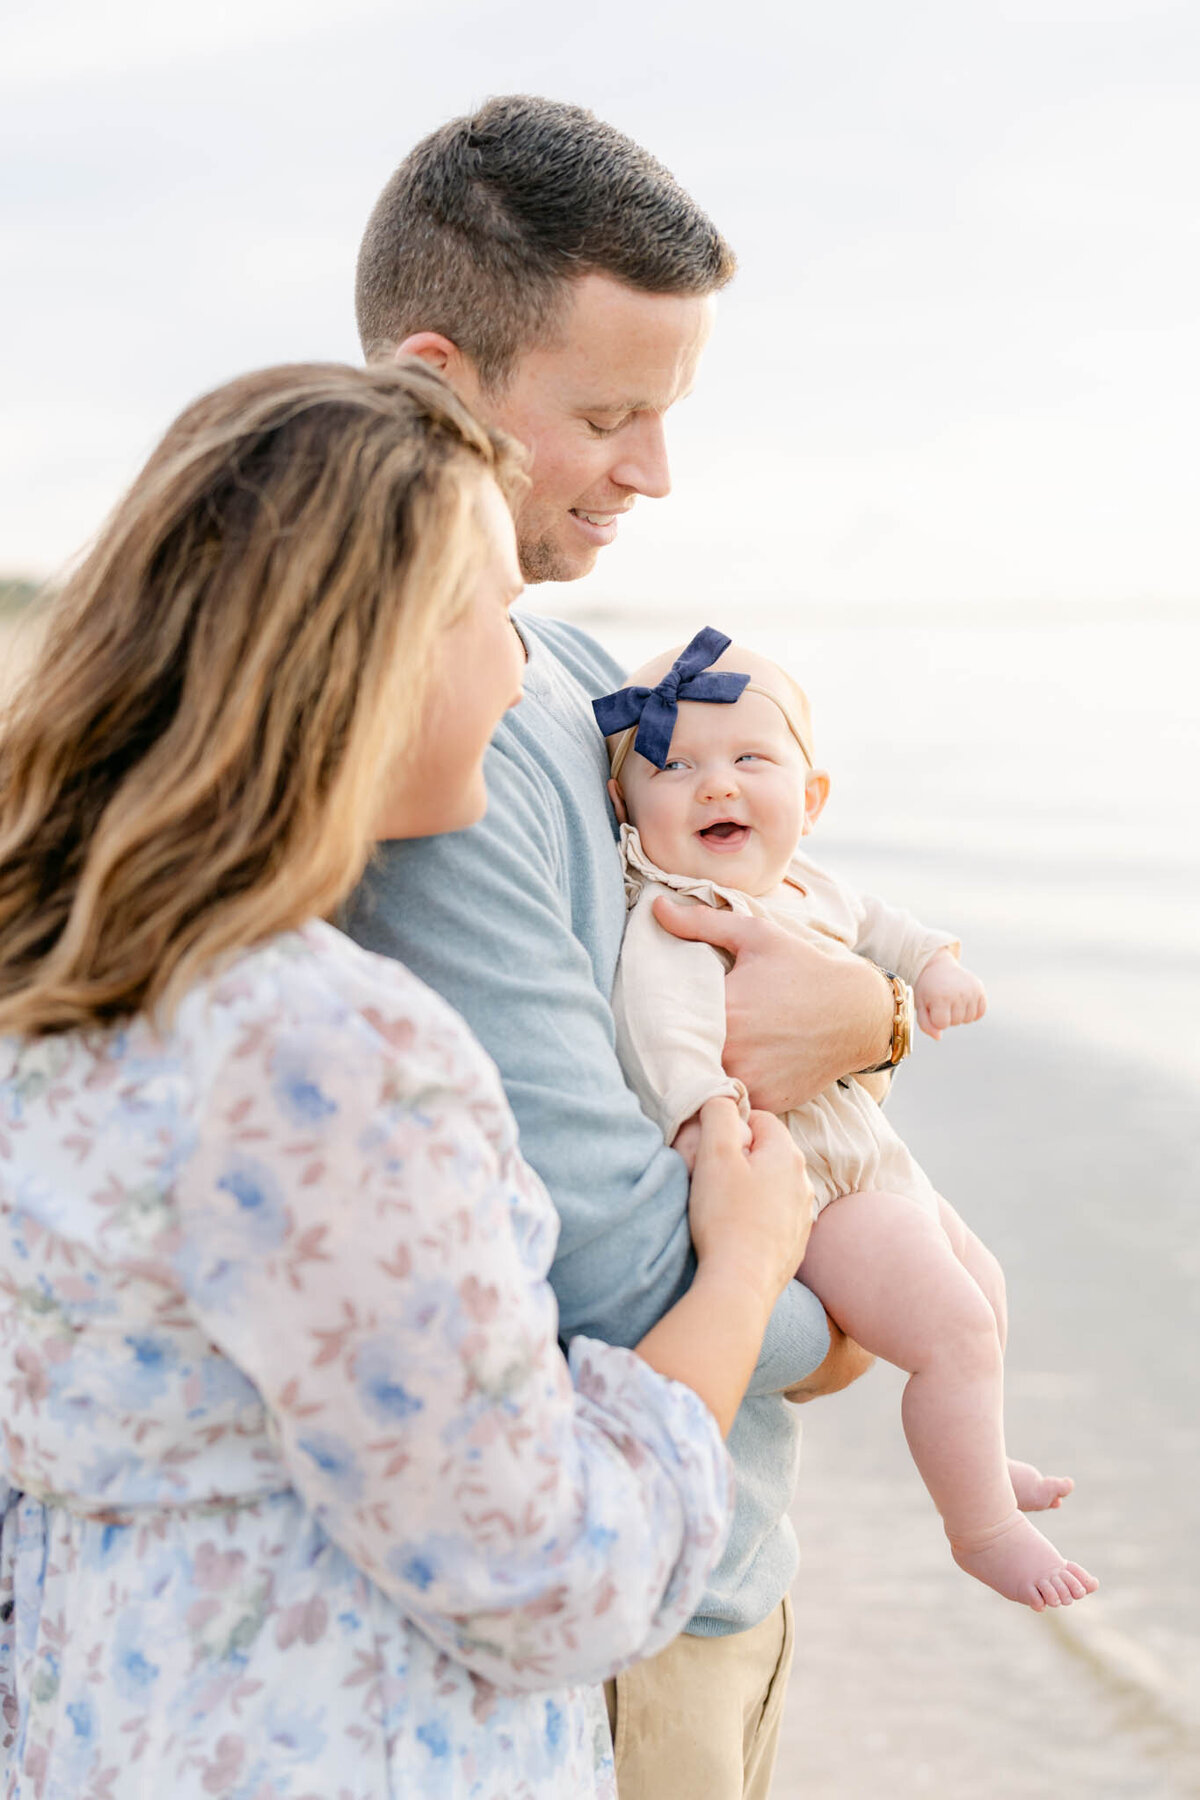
[0,362,813,1798]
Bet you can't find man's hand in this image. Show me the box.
[652,896,894,1113]
[781,1313,875,1403]
[914,948,987,1041]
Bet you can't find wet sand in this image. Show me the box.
[774,1017,1200,1798]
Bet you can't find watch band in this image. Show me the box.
[859,968,914,1074]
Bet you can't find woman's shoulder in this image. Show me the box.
[182,921,504,1104]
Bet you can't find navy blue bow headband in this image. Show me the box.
[592,628,749,770]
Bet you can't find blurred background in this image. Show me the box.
[3,2,1198,1792]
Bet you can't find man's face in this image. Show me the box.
[462,273,715,583]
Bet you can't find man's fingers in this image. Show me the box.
[652,894,753,957]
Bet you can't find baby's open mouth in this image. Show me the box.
[697,820,750,850]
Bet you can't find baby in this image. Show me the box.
[594,628,1098,1612]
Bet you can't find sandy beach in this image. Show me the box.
[775,1012,1200,1799]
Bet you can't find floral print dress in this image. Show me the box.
[0,922,731,1800]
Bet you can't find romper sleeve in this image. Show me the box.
[850,893,961,985]
[611,887,748,1146]
[173,961,732,1691]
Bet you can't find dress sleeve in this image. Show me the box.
[851,892,961,984]
[173,976,732,1690]
[612,888,748,1145]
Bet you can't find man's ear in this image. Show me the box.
[607,777,629,825]
[802,769,830,835]
[393,333,479,397]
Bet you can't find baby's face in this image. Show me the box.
[618,689,816,894]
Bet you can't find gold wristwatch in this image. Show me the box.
[860,968,914,1073]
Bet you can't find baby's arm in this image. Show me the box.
[612,888,747,1161]
[852,893,985,1040]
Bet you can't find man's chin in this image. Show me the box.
[518,531,597,585]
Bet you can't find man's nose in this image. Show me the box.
[610,415,671,499]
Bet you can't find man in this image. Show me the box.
[346,96,896,1800]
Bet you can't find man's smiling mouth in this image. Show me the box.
[568,509,624,546]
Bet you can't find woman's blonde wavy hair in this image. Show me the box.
[0,360,525,1039]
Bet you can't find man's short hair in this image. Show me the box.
[355,95,736,388]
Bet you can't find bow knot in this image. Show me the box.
[592,628,749,770]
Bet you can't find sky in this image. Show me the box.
[2,0,1198,614]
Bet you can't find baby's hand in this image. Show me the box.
[914,949,987,1040]
[672,1113,705,1174]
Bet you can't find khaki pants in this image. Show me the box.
[604,1595,794,1800]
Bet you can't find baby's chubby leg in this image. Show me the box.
[799,1191,1098,1611]
[934,1195,1073,1514]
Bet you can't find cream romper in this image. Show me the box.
[612,825,960,1218]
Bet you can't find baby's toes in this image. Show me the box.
[1065,1562,1099,1596]
[1049,1571,1079,1607]
[1035,1574,1064,1607]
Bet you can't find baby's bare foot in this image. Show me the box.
[950,1512,1099,1611]
[1009,1458,1073,1512]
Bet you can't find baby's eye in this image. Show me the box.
[735,752,765,764]
[660,758,689,772]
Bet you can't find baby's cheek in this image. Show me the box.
[640,798,692,867]
[636,820,676,868]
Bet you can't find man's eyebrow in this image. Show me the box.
[574,398,644,415]
[575,386,697,416]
